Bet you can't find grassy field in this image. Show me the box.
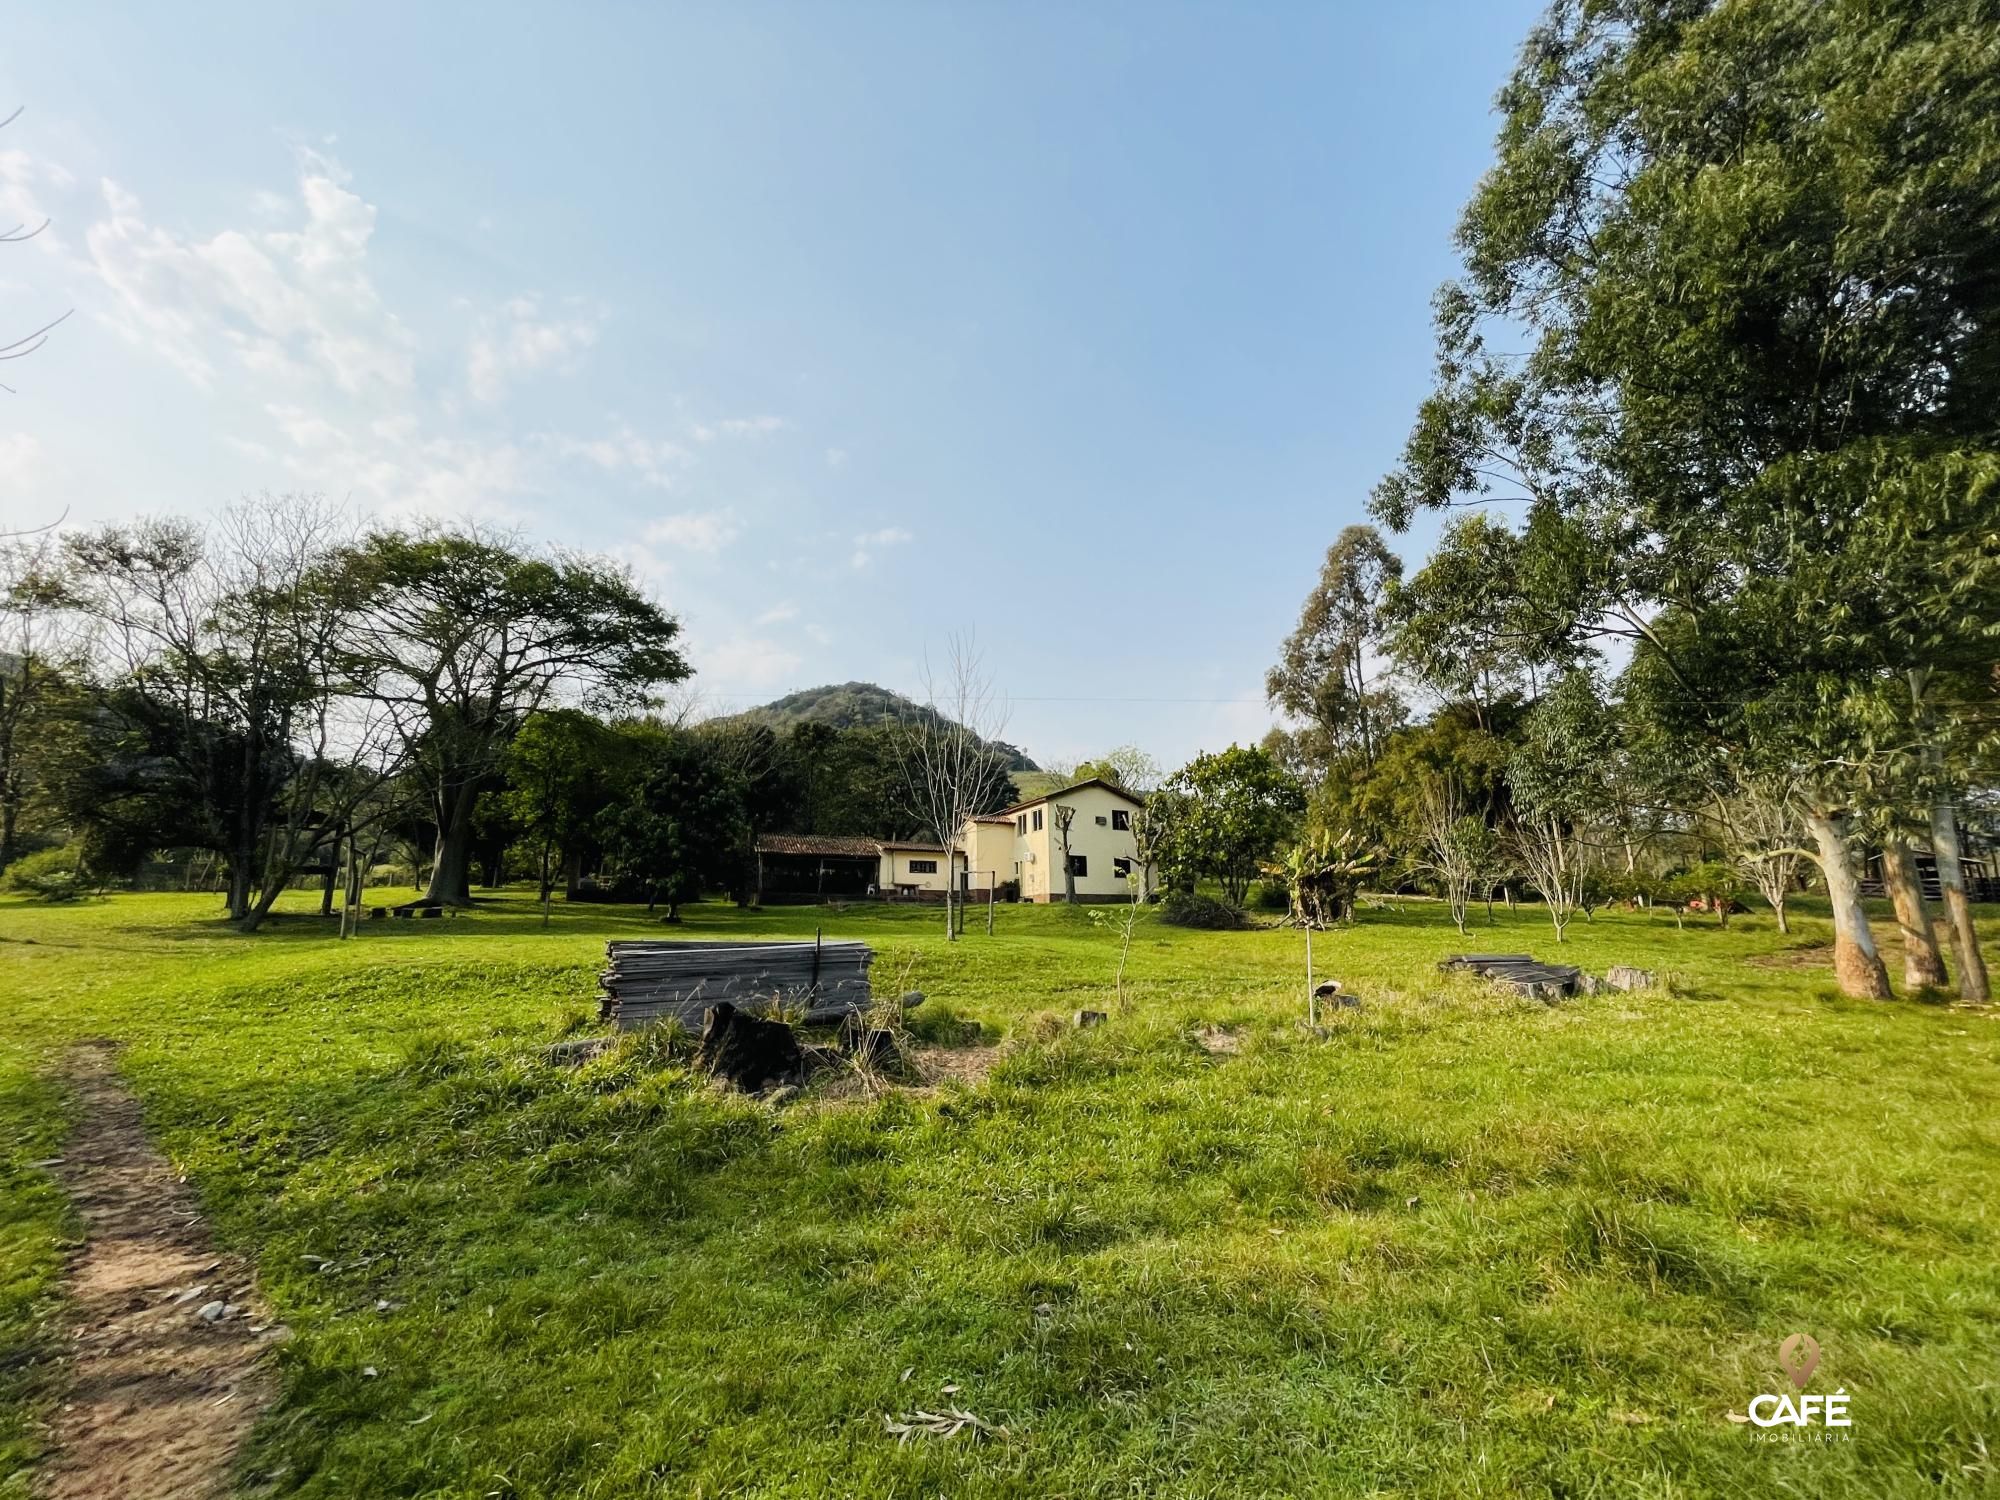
[1,887,1997,1497]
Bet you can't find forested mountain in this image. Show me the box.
[721,682,1039,772]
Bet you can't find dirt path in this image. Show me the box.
[38,1043,282,1500]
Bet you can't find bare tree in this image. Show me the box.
[1088,866,1146,1011]
[1051,802,1078,903]
[0,106,71,397]
[1510,809,1590,943]
[1417,777,1486,936]
[897,634,1010,941]
[1705,770,1806,935]
[62,497,407,929]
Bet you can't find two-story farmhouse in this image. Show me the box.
[958,777,1152,902]
[753,777,1153,904]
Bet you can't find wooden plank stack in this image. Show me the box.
[599,937,875,1030]
[1440,952,1583,1000]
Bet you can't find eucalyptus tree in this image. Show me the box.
[1372,0,2000,996]
[1266,526,1405,776]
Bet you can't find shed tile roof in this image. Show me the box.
[755,835,883,858]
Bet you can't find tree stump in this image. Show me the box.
[697,1003,804,1092]
[1605,966,1658,992]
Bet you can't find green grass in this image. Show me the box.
[1,888,1997,1497]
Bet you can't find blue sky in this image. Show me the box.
[0,1,1542,768]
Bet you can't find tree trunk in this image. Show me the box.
[1880,838,1947,990]
[225,859,252,923]
[1773,892,1789,935]
[421,782,480,906]
[1929,794,1990,1003]
[1804,810,1891,999]
[563,845,583,899]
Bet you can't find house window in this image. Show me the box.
[1112,809,1130,831]
[1067,854,1088,877]
[908,859,937,874]
[1032,809,1044,831]
[1094,815,1107,826]
[1016,814,1027,835]
[1113,857,1132,879]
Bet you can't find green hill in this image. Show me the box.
[721,681,1040,772]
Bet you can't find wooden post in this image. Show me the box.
[1306,924,1316,1028]
[987,872,995,935]
[755,849,764,907]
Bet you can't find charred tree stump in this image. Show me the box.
[697,1003,804,1093]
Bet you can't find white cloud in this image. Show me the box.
[849,525,914,570]
[754,602,799,626]
[467,295,600,401]
[83,151,418,394]
[691,414,783,442]
[824,447,848,468]
[642,509,740,555]
[553,425,688,490]
[2,137,744,539]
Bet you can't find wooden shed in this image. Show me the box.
[753,835,884,903]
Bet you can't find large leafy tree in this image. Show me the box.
[502,708,643,917]
[1158,744,1306,905]
[338,528,687,907]
[1374,0,2000,997]
[607,734,750,919]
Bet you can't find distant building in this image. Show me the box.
[753,777,1154,904]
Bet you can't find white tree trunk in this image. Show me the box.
[1880,838,1947,990]
[1804,809,1891,999]
[1929,795,1990,1003]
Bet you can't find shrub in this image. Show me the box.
[4,845,93,902]
[1159,889,1245,929]
[1671,861,1744,927]
[1250,880,1290,912]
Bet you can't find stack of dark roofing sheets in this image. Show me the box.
[599,938,874,1030]
[1440,952,1583,999]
